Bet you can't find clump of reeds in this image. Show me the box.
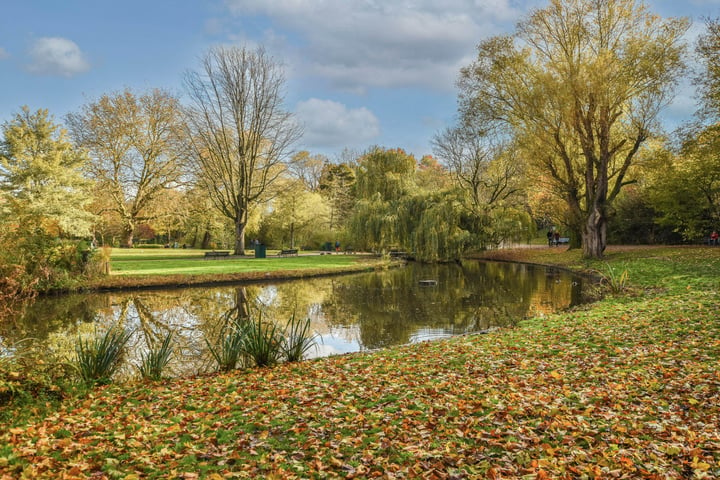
[74,325,132,385]
[137,331,174,381]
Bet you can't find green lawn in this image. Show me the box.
[2,245,719,478]
[108,248,368,276]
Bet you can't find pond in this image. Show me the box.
[1,260,588,378]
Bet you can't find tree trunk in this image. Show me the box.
[582,207,607,258]
[234,220,246,255]
[201,229,212,250]
[121,222,134,248]
[290,222,295,249]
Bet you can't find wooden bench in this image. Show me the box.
[204,251,230,259]
[278,249,298,256]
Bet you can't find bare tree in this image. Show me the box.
[433,126,524,214]
[183,46,302,255]
[67,89,186,247]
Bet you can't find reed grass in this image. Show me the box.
[137,332,174,381]
[242,312,283,367]
[281,313,320,362]
[74,326,132,385]
[206,317,247,372]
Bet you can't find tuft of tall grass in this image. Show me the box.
[281,313,320,362]
[242,312,283,368]
[137,331,174,381]
[206,319,247,372]
[74,325,132,385]
[596,262,630,294]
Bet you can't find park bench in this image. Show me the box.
[204,251,230,259]
[278,249,298,256]
[557,237,569,245]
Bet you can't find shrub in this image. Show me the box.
[137,331,174,381]
[74,325,133,385]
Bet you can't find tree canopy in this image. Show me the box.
[1,107,93,237]
[458,0,689,258]
[67,89,186,248]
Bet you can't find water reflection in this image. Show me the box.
[1,261,585,377]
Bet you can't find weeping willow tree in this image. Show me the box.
[348,147,416,253]
[349,147,531,261]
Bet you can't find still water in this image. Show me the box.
[1,261,586,377]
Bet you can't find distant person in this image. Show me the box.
[554,232,560,246]
[547,230,553,247]
[335,240,340,252]
[711,231,719,246]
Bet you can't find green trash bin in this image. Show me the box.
[254,244,266,258]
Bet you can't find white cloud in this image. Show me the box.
[0,47,9,60]
[26,37,90,77]
[296,98,380,148]
[223,0,528,92]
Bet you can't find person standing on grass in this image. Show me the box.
[711,231,718,245]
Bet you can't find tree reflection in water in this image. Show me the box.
[2,261,586,377]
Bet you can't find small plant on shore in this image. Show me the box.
[242,312,283,367]
[137,331,174,381]
[281,313,320,362]
[595,262,630,294]
[206,318,247,372]
[74,325,133,385]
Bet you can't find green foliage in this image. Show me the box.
[645,126,720,241]
[281,313,320,362]
[260,179,331,249]
[74,325,133,385]
[242,312,283,368]
[0,107,94,237]
[695,18,720,120]
[354,147,417,202]
[318,161,356,231]
[137,332,174,381]
[594,262,630,294]
[206,317,247,372]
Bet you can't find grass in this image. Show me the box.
[85,248,386,290]
[2,245,719,478]
[108,248,363,275]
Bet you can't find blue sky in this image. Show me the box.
[1,0,719,160]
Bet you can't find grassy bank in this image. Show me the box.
[87,248,385,290]
[1,246,719,478]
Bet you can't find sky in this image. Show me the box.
[1,0,720,161]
